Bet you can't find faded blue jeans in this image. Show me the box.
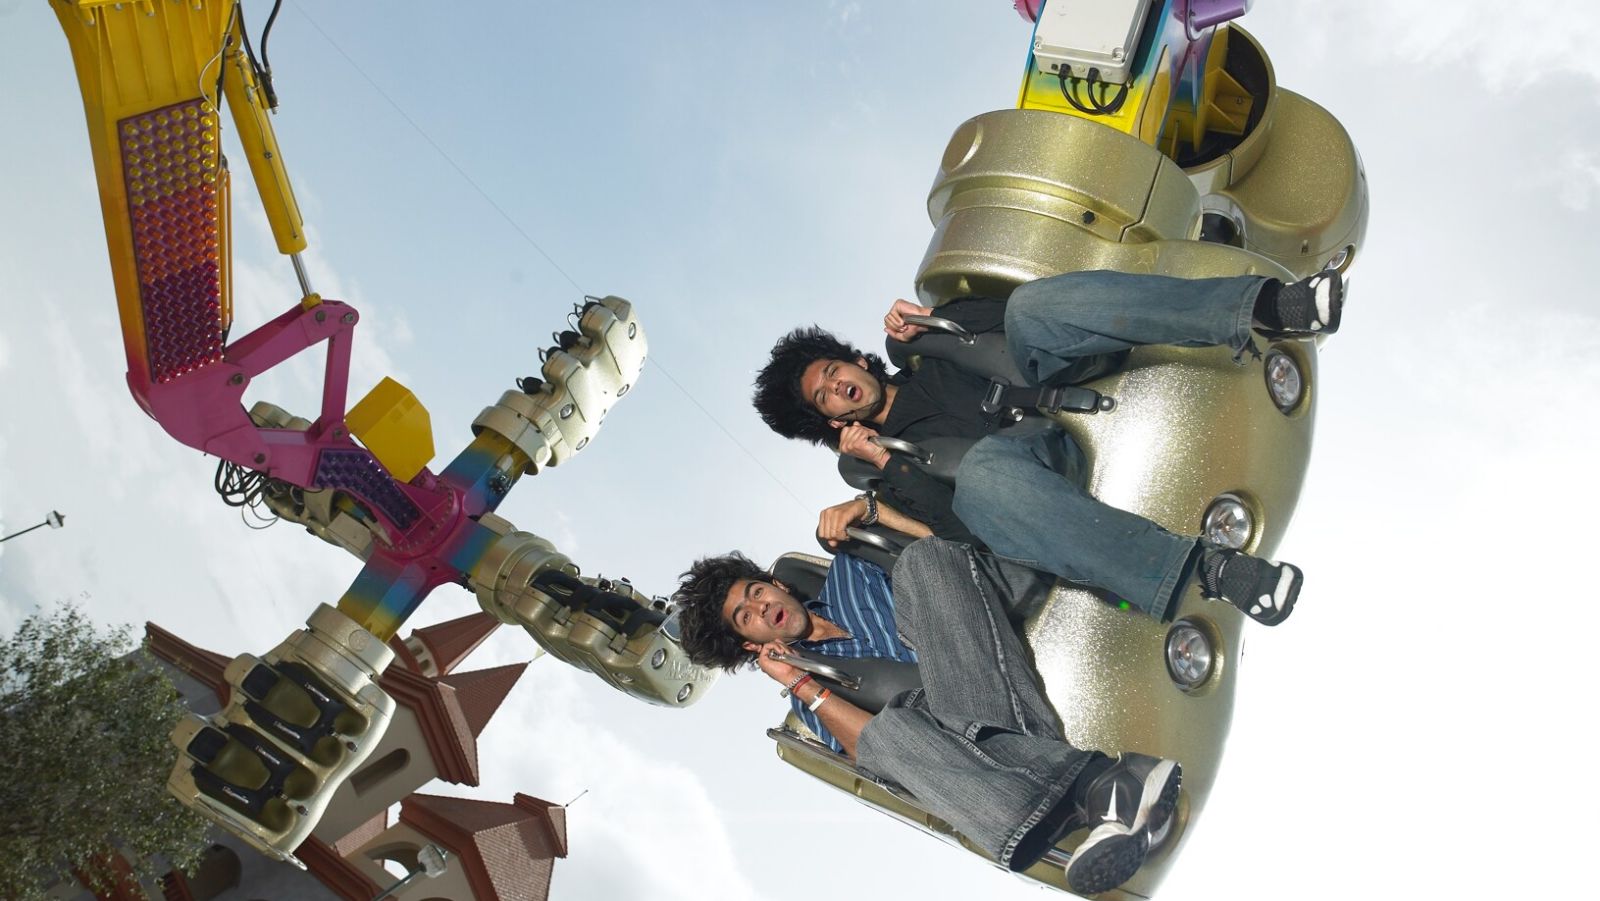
[952,269,1269,620]
[855,538,1100,871]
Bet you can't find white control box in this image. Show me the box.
[1032,0,1155,84]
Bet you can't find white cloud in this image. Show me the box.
[227,187,413,421]
[1287,0,1600,89]
[465,663,776,901]
[1546,148,1600,211]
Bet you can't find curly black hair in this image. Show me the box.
[752,326,889,447]
[673,551,770,671]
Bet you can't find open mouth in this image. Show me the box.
[845,384,860,402]
[771,608,786,629]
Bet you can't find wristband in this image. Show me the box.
[781,674,814,698]
[807,688,832,712]
[857,491,879,526]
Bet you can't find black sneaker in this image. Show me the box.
[1261,269,1343,336]
[1064,754,1183,895]
[1200,547,1303,626]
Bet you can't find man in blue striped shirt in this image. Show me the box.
[674,537,1182,895]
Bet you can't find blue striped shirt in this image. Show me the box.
[790,553,919,753]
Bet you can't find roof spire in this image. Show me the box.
[402,611,502,677]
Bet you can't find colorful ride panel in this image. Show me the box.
[49,0,714,867]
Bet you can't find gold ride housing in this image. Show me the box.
[168,605,394,869]
[771,25,1366,900]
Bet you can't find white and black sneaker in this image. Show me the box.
[1200,547,1302,626]
[1257,270,1343,337]
[1064,754,1183,895]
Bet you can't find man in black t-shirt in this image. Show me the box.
[753,268,1344,627]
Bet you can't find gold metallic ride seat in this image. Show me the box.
[772,25,1367,900]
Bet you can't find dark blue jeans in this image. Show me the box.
[951,270,1267,620]
[855,539,1097,870]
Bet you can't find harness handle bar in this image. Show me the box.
[768,651,864,691]
[901,314,977,344]
[843,526,903,555]
[868,435,933,464]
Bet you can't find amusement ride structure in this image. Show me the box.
[43,1,1365,896]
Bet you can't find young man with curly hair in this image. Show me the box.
[753,269,1345,627]
[673,539,1182,895]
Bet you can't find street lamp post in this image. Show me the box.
[0,511,65,543]
[370,843,448,901]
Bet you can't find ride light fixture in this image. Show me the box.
[1201,494,1253,550]
[1165,621,1214,691]
[1263,350,1303,414]
[1327,244,1355,273]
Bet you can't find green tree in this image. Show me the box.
[0,604,211,899]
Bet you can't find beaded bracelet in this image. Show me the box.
[781,673,814,698]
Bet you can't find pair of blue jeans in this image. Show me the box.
[950,269,1267,620]
[855,538,1098,870]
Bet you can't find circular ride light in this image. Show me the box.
[1326,244,1355,273]
[1264,350,1303,414]
[1165,622,1214,691]
[1201,495,1253,550]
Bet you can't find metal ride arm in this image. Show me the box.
[50,0,714,868]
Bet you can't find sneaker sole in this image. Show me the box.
[1313,271,1342,332]
[1065,823,1149,895]
[1130,759,1183,837]
[1064,761,1180,895]
[1246,563,1301,626]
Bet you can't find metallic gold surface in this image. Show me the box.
[1213,87,1368,278]
[468,514,719,708]
[471,296,647,473]
[777,27,1353,897]
[1184,28,1368,279]
[167,604,395,867]
[916,108,1289,311]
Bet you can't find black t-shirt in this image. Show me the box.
[880,359,998,443]
[873,298,1009,544]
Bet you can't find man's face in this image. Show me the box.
[800,357,884,425]
[721,578,810,649]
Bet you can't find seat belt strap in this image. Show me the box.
[980,380,1112,416]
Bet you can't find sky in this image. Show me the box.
[2,1,1597,899]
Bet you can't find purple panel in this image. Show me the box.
[139,257,223,381]
[119,100,225,383]
[1186,0,1251,31]
[313,449,421,531]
